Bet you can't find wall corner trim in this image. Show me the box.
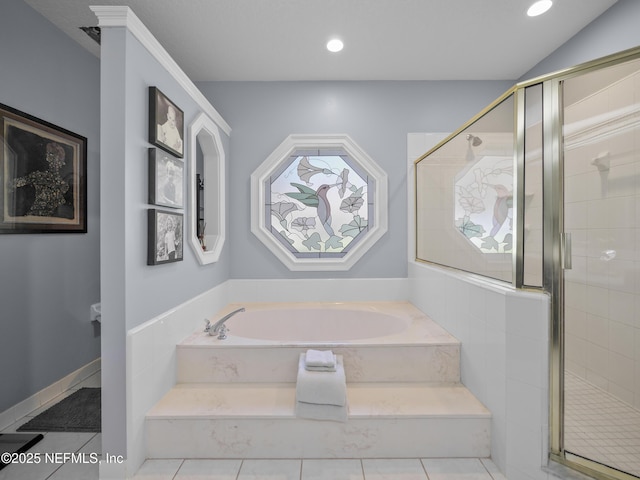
[90,5,231,136]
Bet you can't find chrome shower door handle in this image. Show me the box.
[561,232,572,270]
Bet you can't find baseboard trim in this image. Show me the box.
[0,358,101,431]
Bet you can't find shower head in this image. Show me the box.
[466,134,482,147]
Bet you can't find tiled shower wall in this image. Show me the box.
[408,262,550,480]
[409,133,551,480]
[563,64,640,410]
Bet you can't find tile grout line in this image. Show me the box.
[420,458,431,480]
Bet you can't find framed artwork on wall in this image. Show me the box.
[0,103,87,234]
[148,147,183,209]
[147,209,183,265]
[149,87,184,158]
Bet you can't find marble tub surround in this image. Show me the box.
[179,301,461,384]
[146,383,490,458]
[177,342,460,384]
[146,300,491,459]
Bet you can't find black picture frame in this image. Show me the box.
[149,87,184,158]
[148,209,183,265]
[148,148,183,209]
[0,103,87,234]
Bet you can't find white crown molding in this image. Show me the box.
[90,6,231,136]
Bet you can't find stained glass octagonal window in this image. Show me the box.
[454,154,514,253]
[251,134,388,271]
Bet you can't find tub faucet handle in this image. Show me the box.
[204,318,211,333]
[216,324,228,340]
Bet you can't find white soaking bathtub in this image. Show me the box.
[222,305,407,342]
[178,301,462,389]
[190,301,458,347]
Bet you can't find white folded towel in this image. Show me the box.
[295,400,348,423]
[304,349,336,368]
[305,363,337,372]
[305,352,337,372]
[296,353,346,407]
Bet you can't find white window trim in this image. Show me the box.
[251,134,388,271]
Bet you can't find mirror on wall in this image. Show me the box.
[187,113,225,265]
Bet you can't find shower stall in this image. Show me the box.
[415,47,640,480]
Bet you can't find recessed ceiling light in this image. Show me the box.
[527,0,553,16]
[326,38,344,53]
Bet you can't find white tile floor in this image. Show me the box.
[564,371,640,477]
[48,366,640,480]
[8,368,640,479]
[132,457,506,480]
[0,372,102,480]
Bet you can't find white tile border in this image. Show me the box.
[409,259,551,480]
[126,281,230,476]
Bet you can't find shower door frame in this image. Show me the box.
[539,47,640,480]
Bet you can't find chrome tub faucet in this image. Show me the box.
[204,307,245,339]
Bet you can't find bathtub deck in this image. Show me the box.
[182,301,458,348]
[147,382,489,419]
[176,302,461,384]
[146,382,490,459]
[146,302,491,459]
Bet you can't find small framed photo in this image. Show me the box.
[148,209,183,265]
[149,86,184,158]
[148,148,183,208]
[0,103,87,233]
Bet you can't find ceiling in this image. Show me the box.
[22,0,618,82]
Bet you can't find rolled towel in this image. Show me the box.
[296,353,346,407]
[304,349,336,368]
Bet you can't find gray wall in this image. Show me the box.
[100,32,231,333]
[521,0,640,81]
[99,24,231,456]
[0,0,101,413]
[198,80,513,279]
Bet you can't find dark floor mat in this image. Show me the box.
[17,387,101,433]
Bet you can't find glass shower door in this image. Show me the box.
[562,57,640,478]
